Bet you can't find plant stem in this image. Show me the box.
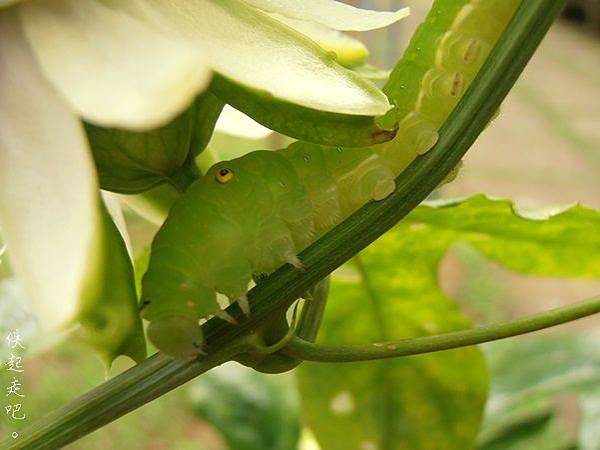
[282,295,600,362]
[2,1,566,448]
[3,348,238,450]
[167,158,201,193]
[296,277,331,342]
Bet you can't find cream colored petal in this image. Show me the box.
[0,11,101,330]
[101,191,133,258]
[19,0,211,130]
[270,13,368,67]
[215,105,273,140]
[138,0,390,117]
[244,0,409,31]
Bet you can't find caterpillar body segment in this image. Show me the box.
[376,0,521,175]
[141,0,522,358]
[142,143,395,357]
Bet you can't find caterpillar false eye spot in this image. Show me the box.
[216,168,234,184]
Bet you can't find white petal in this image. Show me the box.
[271,13,368,67]
[101,191,133,258]
[0,279,37,358]
[138,0,390,117]
[0,11,101,330]
[19,0,211,130]
[245,0,409,31]
[215,105,273,140]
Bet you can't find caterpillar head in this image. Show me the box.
[146,314,204,359]
[142,150,310,359]
[199,150,301,214]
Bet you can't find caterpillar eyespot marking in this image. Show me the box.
[141,0,522,359]
[216,168,234,183]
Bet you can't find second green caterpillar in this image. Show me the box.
[142,0,522,358]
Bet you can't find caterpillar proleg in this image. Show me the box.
[141,0,522,359]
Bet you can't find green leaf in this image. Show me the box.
[298,194,600,450]
[86,92,223,194]
[210,75,396,147]
[406,195,600,278]
[188,363,300,450]
[77,205,147,368]
[478,333,600,450]
[190,92,228,161]
[478,410,574,450]
[429,194,600,450]
[298,225,489,450]
[133,246,151,298]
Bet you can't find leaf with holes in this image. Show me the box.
[297,226,489,450]
[406,195,600,278]
[298,195,600,450]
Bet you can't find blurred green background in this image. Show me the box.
[1,1,599,449]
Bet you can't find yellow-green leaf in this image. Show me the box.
[298,226,489,450]
[407,195,600,278]
[78,205,147,367]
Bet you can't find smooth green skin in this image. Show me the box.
[142,145,396,357]
[78,205,146,368]
[143,151,313,293]
[142,0,523,358]
[85,92,223,194]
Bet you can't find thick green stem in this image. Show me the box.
[168,159,201,193]
[296,277,331,342]
[2,1,567,448]
[282,296,600,362]
[3,347,237,450]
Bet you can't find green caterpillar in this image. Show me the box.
[141,0,522,358]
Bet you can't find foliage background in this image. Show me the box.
[1,0,599,448]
